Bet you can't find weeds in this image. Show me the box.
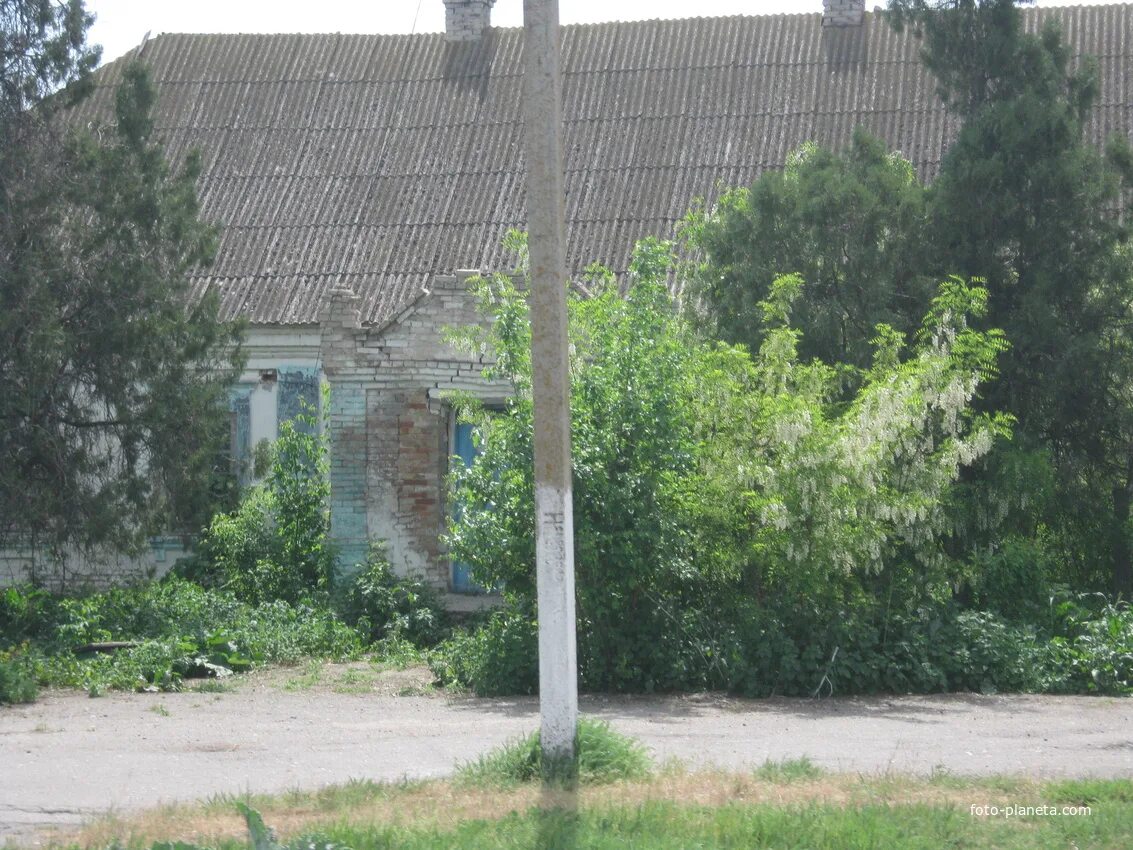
[0,644,37,704]
[73,770,1133,850]
[753,756,824,782]
[456,717,653,788]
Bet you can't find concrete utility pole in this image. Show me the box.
[521,0,579,770]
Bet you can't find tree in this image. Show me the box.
[690,0,1133,592]
[0,1,243,557]
[686,129,935,373]
[447,234,1008,692]
[889,0,1133,591]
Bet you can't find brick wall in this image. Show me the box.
[444,0,495,42]
[320,273,509,590]
[823,0,865,27]
[0,538,188,591]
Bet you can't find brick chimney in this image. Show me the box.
[823,0,865,27]
[444,0,496,42]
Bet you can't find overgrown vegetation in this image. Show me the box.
[179,409,335,606]
[337,544,449,648]
[431,230,1133,699]
[0,412,448,698]
[0,577,362,695]
[693,0,1133,600]
[0,643,37,704]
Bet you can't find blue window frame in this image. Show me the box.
[451,421,482,593]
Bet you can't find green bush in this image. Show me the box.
[432,590,1132,699]
[429,608,538,696]
[0,645,38,704]
[444,234,1009,697]
[936,611,1045,694]
[0,585,60,646]
[190,409,334,605]
[337,545,449,647]
[1050,599,1133,694]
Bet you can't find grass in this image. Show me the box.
[456,718,653,787]
[752,756,824,783]
[52,766,1133,850]
[281,660,324,691]
[331,669,375,694]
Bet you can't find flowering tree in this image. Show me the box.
[446,234,1009,690]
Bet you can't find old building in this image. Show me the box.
[6,0,1133,595]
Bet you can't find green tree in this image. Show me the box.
[686,129,935,372]
[447,234,1008,692]
[889,0,1133,591]
[0,1,243,557]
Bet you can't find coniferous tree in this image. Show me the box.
[890,0,1133,591]
[687,129,935,372]
[0,1,243,557]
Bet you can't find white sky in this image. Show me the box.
[87,0,1120,64]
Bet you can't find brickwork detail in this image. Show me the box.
[444,0,496,42]
[823,0,865,27]
[320,274,510,590]
[0,538,187,591]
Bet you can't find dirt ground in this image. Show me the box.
[2,661,1131,844]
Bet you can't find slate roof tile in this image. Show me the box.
[82,6,1133,325]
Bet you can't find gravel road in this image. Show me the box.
[2,663,1131,843]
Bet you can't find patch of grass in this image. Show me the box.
[369,634,425,671]
[192,680,231,694]
[923,769,1029,794]
[66,768,1133,850]
[457,717,653,788]
[110,795,1133,850]
[752,756,823,782]
[332,669,375,694]
[1047,778,1133,805]
[282,659,324,691]
[148,703,170,717]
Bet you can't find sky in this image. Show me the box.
[86,0,1119,64]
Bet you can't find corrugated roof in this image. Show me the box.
[72,6,1133,325]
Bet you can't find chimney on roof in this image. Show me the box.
[444,0,496,42]
[823,0,865,27]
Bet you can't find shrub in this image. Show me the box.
[936,611,1045,694]
[0,585,60,646]
[191,409,334,605]
[1055,600,1133,694]
[445,234,1009,696]
[337,545,449,647]
[0,645,38,704]
[429,608,538,696]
